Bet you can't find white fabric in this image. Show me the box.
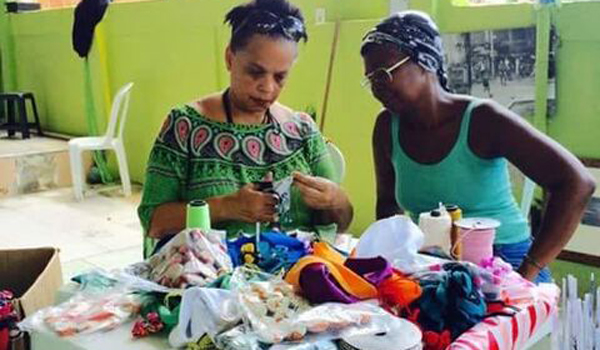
[172,288,240,347]
[355,215,424,272]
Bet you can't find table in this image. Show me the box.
[31,320,173,350]
[450,283,559,350]
[31,282,557,350]
[31,318,554,350]
[30,283,174,350]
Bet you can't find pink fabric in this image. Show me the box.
[448,283,559,350]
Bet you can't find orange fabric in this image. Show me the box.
[285,242,378,299]
[378,271,422,309]
[312,242,346,265]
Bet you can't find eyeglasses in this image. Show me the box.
[234,10,307,42]
[361,56,411,89]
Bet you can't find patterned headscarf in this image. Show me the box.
[361,11,450,91]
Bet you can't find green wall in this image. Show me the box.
[550,2,600,158]
[10,10,105,135]
[323,20,383,234]
[1,0,599,235]
[101,0,226,181]
[412,0,535,32]
[0,0,17,92]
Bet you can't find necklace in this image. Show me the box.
[222,88,273,125]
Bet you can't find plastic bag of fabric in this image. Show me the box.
[269,341,338,350]
[231,268,309,344]
[354,215,424,272]
[292,302,391,340]
[19,290,144,337]
[129,229,233,289]
[74,269,171,294]
[214,324,264,350]
[262,302,391,347]
[231,268,390,345]
[170,287,240,347]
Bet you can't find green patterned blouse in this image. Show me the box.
[138,105,337,256]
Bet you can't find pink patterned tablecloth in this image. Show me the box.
[449,283,559,350]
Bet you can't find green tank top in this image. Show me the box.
[390,99,529,244]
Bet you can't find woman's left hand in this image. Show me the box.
[292,171,346,210]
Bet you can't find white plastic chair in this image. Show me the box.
[326,141,346,184]
[508,162,537,219]
[520,176,536,218]
[69,82,133,201]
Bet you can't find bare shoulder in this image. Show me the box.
[469,98,538,157]
[187,93,223,121]
[470,98,529,129]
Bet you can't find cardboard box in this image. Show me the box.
[0,248,63,318]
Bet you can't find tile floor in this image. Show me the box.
[0,186,144,281]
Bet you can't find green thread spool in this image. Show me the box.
[186,200,211,230]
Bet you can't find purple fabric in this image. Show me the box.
[299,264,359,304]
[298,256,392,304]
[345,256,392,286]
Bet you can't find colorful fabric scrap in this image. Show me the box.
[132,312,164,338]
[413,262,487,340]
[227,231,308,275]
[0,291,18,350]
[285,242,390,303]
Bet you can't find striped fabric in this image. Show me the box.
[449,283,559,350]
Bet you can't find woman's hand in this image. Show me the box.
[226,184,278,223]
[293,171,353,232]
[517,262,541,282]
[292,172,346,210]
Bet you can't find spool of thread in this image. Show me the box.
[445,204,463,259]
[453,218,500,266]
[418,208,452,253]
[186,200,211,230]
[340,315,422,350]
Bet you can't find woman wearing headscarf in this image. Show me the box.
[361,11,594,282]
[138,0,353,257]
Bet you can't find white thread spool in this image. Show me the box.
[418,206,452,253]
[341,315,422,350]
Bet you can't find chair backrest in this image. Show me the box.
[520,176,535,218]
[104,82,134,140]
[326,141,346,184]
[506,100,537,219]
[508,163,536,219]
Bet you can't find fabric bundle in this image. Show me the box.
[410,262,486,346]
[227,231,308,275]
[285,242,390,304]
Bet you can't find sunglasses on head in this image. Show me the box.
[234,10,307,42]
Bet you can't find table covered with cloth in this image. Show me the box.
[29,277,558,350]
[450,283,558,350]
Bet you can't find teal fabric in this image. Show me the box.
[415,262,486,339]
[390,99,529,244]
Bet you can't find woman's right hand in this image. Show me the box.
[227,184,278,223]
